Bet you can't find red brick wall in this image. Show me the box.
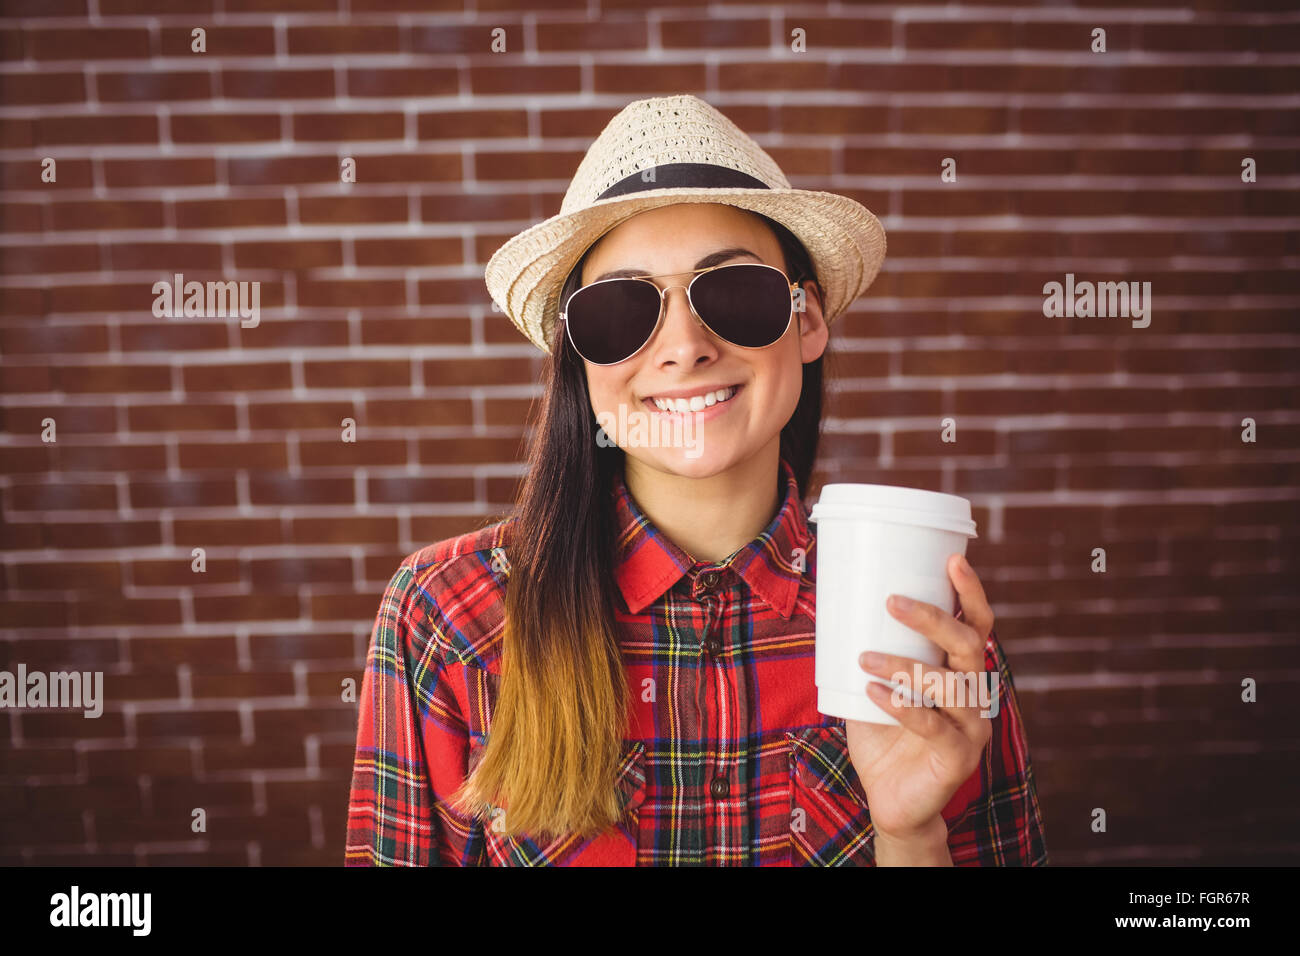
[1,0,1297,866]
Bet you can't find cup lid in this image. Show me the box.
[809,483,978,537]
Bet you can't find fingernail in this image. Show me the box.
[890,594,913,611]
[861,651,885,669]
[957,554,970,573]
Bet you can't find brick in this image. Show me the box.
[473,149,585,180]
[299,193,408,224]
[102,157,216,188]
[227,155,340,186]
[482,396,537,428]
[718,60,835,91]
[98,70,213,102]
[120,322,227,353]
[9,637,120,669]
[301,358,408,390]
[472,63,583,95]
[360,316,473,346]
[251,704,356,738]
[192,593,301,623]
[53,361,171,392]
[202,738,306,772]
[592,62,707,94]
[298,278,405,309]
[8,481,116,512]
[246,400,358,430]
[249,631,356,662]
[191,670,296,698]
[173,517,283,548]
[222,69,335,99]
[159,26,275,57]
[233,241,342,270]
[247,474,357,506]
[38,113,158,145]
[416,436,525,465]
[21,712,126,741]
[171,112,281,143]
[0,71,85,105]
[660,18,769,48]
[175,197,287,229]
[0,323,107,353]
[411,23,524,54]
[367,474,476,505]
[43,520,162,550]
[894,429,997,458]
[0,810,85,844]
[299,438,408,468]
[353,237,461,267]
[348,67,458,98]
[247,556,353,588]
[416,108,527,139]
[292,111,404,142]
[177,441,288,471]
[534,18,648,52]
[291,515,399,545]
[28,28,151,60]
[182,361,293,392]
[238,321,350,353]
[131,556,240,588]
[51,200,165,231]
[419,276,500,306]
[287,25,401,55]
[421,356,534,387]
[902,349,1008,376]
[311,591,390,622]
[127,402,238,432]
[13,560,122,590]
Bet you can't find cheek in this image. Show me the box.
[585,370,626,414]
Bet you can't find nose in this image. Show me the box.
[647,281,719,364]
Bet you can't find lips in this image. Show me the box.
[643,383,743,417]
[645,384,740,414]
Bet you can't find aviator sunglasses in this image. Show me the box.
[561,262,804,366]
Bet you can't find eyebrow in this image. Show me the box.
[590,247,763,284]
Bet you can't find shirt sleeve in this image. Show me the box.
[941,621,1050,866]
[345,562,486,866]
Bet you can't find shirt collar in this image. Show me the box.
[611,455,813,620]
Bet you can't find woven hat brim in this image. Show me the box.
[484,188,886,354]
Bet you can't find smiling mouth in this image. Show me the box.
[643,384,741,414]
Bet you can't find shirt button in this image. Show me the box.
[699,570,720,590]
[702,636,722,656]
[709,776,729,798]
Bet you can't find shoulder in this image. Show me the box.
[382,515,517,670]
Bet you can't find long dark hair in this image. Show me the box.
[447,210,827,839]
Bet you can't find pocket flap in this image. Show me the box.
[787,724,869,811]
[614,739,647,815]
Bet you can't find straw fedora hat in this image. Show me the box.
[483,93,887,355]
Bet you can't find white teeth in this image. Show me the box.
[651,386,736,412]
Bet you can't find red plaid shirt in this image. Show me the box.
[346,455,1049,866]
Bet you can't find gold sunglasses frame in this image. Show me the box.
[560,262,804,366]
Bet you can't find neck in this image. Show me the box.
[622,439,784,564]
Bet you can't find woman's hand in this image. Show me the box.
[844,553,996,857]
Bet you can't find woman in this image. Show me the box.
[346,94,1048,866]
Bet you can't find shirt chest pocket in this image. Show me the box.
[476,738,647,867]
[786,724,876,866]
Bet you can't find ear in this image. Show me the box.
[796,280,829,363]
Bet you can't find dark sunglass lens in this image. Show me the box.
[566,280,662,364]
[691,265,792,348]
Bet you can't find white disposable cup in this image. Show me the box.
[809,484,978,725]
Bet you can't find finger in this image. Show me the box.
[948,553,994,640]
[865,680,970,754]
[861,651,992,742]
[886,593,985,673]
